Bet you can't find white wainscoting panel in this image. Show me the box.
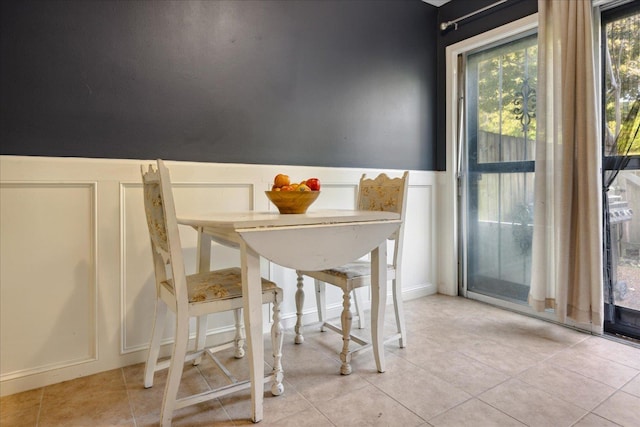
[0,156,439,396]
[403,183,436,298]
[0,182,97,380]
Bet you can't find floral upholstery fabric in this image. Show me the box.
[143,182,170,262]
[358,174,403,213]
[318,261,393,279]
[161,267,279,303]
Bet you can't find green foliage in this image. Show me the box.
[614,98,640,156]
[605,12,640,155]
[472,35,538,141]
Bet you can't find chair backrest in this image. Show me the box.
[357,171,409,268]
[141,160,188,305]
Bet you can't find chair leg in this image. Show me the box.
[294,272,305,344]
[193,314,208,365]
[233,308,245,358]
[392,278,406,348]
[270,293,284,396]
[352,288,364,329]
[144,298,167,388]
[315,279,327,332]
[160,314,189,427]
[339,290,353,375]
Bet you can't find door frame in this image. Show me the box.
[441,13,539,298]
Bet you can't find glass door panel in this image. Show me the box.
[467,171,534,302]
[465,33,537,304]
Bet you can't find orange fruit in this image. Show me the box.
[274,174,290,188]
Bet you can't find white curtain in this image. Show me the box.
[529,0,603,332]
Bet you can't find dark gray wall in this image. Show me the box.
[0,0,438,170]
[435,0,538,170]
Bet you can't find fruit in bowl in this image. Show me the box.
[273,174,290,188]
[271,175,321,192]
[268,174,321,213]
[265,190,319,214]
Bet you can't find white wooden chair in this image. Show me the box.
[141,160,283,426]
[295,171,409,375]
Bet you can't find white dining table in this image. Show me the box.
[177,209,401,423]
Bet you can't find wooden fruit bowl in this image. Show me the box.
[265,191,320,214]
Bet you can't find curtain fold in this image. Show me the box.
[529,0,603,332]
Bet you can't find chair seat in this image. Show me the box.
[161,267,279,303]
[312,261,395,281]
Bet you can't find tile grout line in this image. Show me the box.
[35,386,44,427]
[121,367,138,427]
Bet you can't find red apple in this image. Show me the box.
[306,178,321,191]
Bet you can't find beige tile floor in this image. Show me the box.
[2,294,640,426]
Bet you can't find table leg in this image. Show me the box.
[195,228,212,363]
[371,242,387,373]
[240,241,264,423]
[196,227,212,272]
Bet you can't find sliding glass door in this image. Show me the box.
[601,1,640,340]
[463,33,537,304]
